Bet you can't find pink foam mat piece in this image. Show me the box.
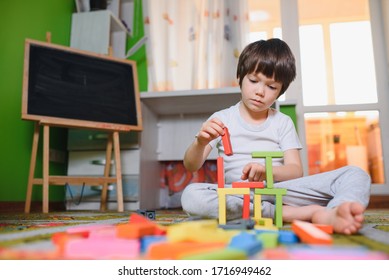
[64,238,140,259]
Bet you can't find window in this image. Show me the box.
[297,0,384,184]
[299,21,377,106]
[305,111,384,184]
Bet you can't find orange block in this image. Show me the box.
[51,232,86,254]
[147,242,226,260]
[130,212,151,223]
[221,127,233,156]
[313,223,333,234]
[292,220,332,245]
[116,223,156,239]
[262,248,291,260]
[129,213,166,235]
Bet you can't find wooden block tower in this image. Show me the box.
[217,127,287,228]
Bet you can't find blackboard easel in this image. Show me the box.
[24,122,124,213]
[23,34,142,213]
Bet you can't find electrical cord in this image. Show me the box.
[65,182,86,206]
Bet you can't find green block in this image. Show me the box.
[254,188,287,195]
[257,232,279,249]
[251,151,283,188]
[251,151,284,158]
[254,188,287,228]
[181,248,247,260]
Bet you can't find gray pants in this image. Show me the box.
[181,166,371,221]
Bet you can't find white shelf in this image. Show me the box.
[140,87,242,115]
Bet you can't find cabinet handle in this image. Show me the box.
[91,159,114,165]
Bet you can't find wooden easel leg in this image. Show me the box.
[42,125,50,213]
[25,123,40,213]
[100,133,113,211]
[113,131,124,212]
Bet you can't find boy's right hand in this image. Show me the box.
[196,118,225,146]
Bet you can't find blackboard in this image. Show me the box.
[22,39,142,132]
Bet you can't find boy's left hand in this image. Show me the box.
[241,163,266,182]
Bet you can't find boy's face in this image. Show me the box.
[240,72,282,113]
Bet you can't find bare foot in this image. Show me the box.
[311,202,365,235]
[283,204,324,223]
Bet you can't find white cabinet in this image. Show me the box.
[70,10,130,58]
[65,129,143,210]
[66,150,140,210]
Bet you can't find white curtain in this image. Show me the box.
[142,0,249,91]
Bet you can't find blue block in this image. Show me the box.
[140,235,167,253]
[278,230,299,244]
[228,232,263,256]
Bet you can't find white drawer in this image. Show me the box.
[65,175,139,204]
[67,129,139,151]
[67,149,140,175]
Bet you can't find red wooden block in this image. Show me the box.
[232,181,264,189]
[217,157,225,189]
[242,194,250,219]
[221,127,233,156]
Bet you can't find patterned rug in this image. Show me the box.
[0,209,388,259]
[0,209,187,250]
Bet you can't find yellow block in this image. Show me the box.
[217,188,251,225]
[167,220,240,243]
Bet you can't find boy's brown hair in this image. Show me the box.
[236,38,296,97]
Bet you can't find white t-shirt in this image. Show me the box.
[208,102,302,184]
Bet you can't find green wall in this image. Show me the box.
[0,0,147,203]
[280,105,298,129]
